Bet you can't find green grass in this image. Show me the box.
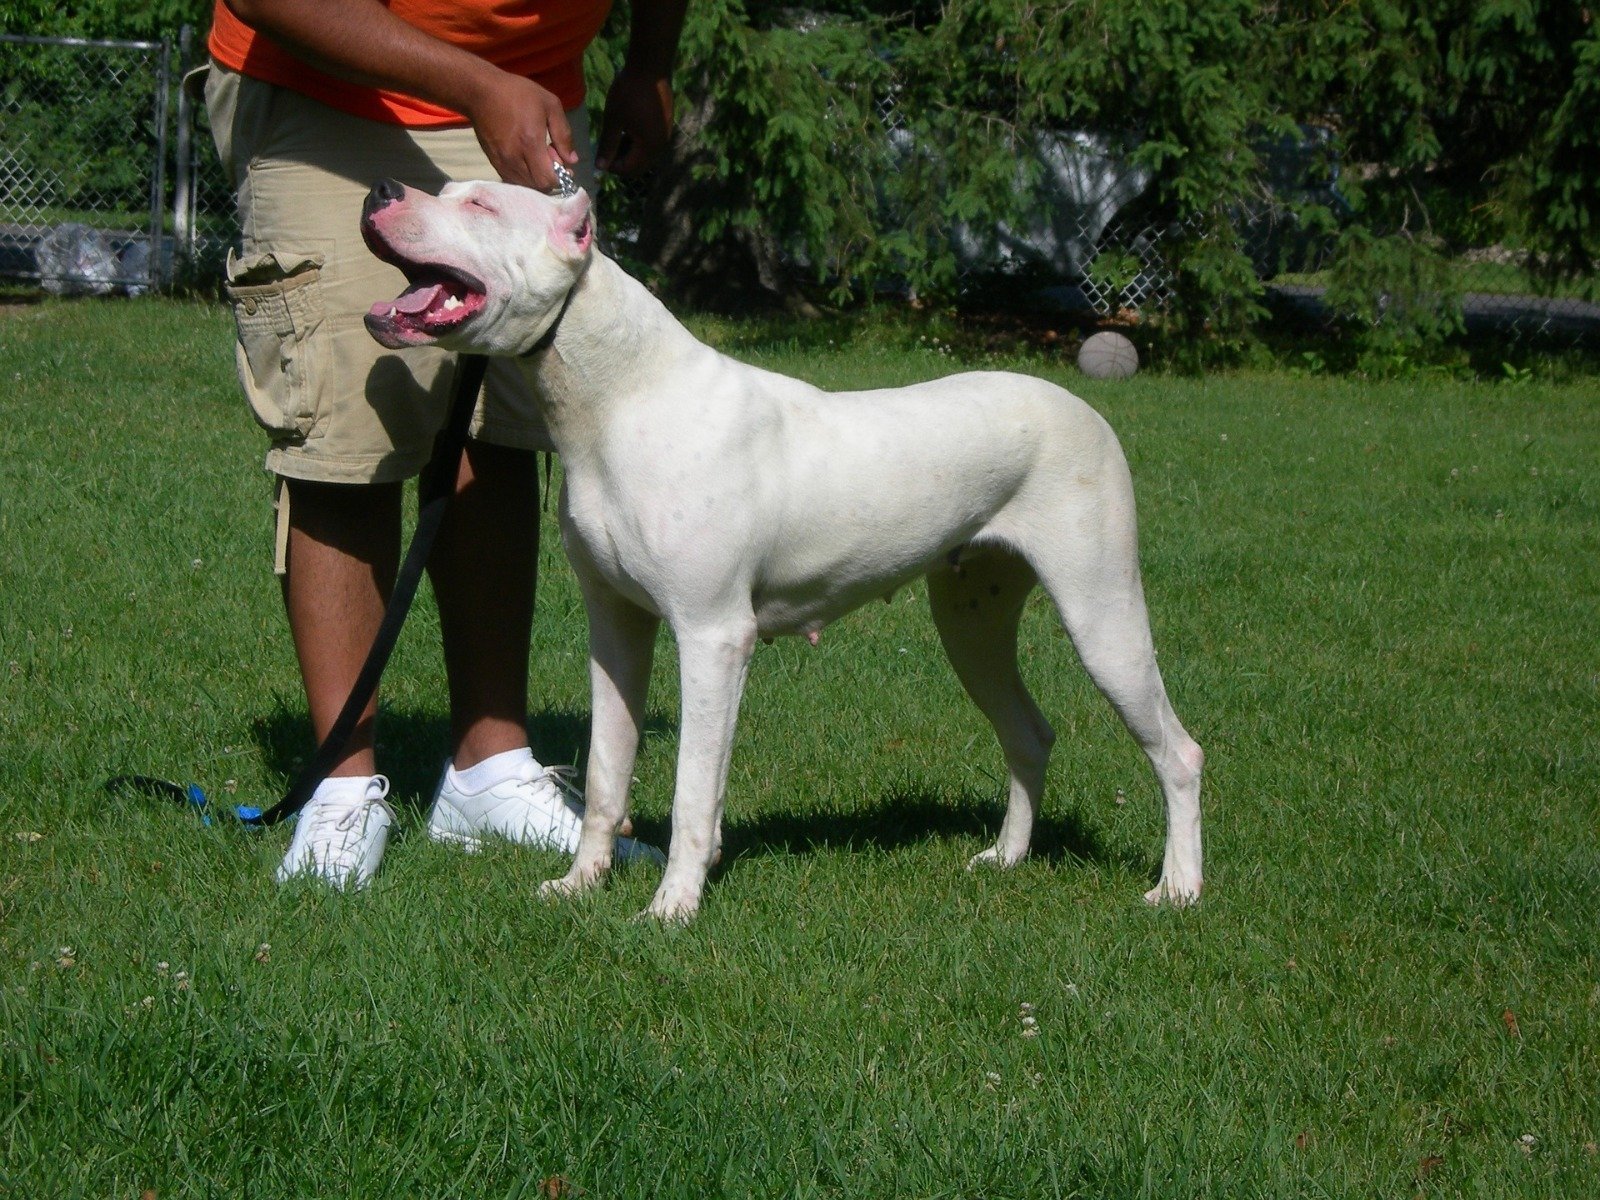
[1,297,1597,1198]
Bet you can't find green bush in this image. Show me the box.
[591,0,1599,355]
[13,2,1596,354]
[0,0,211,41]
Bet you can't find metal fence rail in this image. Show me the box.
[2,27,1596,345]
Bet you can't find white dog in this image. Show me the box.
[362,180,1204,921]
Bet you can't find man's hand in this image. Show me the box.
[463,72,578,192]
[595,0,688,177]
[596,65,674,177]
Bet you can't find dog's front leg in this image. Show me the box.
[643,618,757,922]
[542,585,659,900]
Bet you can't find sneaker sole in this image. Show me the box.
[430,821,663,866]
[428,822,585,854]
[428,824,487,853]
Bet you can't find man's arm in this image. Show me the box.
[595,0,690,176]
[224,0,576,189]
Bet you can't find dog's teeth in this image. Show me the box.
[443,294,463,311]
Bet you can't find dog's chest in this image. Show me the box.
[558,465,741,616]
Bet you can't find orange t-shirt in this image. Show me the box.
[208,0,612,126]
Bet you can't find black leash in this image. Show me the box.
[260,280,579,826]
[258,351,490,826]
[109,355,490,827]
[117,167,585,829]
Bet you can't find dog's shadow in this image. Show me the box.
[251,702,1132,872]
[719,787,1127,872]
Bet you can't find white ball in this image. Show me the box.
[1077,331,1140,380]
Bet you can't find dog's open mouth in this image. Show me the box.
[365,261,487,345]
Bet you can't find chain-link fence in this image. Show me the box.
[0,32,175,293]
[0,27,232,295]
[3,26,1597,344]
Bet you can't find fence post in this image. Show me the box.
[148,35,173,289]
[173,24,194,278]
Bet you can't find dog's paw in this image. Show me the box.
[537,876,580,901]
[639,884,701,924]
[538,863,606,901]
[966,847,1000,871]
[966,843,1026,871]
[1143,875,1202,907]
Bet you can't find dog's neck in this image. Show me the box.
[522,253,704,453]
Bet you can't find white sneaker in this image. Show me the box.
[275,775,394,891]
[428,759,665,865]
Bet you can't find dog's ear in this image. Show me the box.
[547,191,595,259]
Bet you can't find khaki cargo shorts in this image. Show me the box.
[204,64,594,565]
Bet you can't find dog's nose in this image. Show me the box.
[363,178,406,220]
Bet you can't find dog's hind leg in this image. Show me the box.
[927,551,1056,869]
[1028,502,1204,904]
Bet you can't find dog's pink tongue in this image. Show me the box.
[392,283,445,315]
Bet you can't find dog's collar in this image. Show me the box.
[521,282,578,358]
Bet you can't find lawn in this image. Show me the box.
[1,297,1596,1198]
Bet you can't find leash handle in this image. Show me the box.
[259,355,490,826]
[104,775,264,826]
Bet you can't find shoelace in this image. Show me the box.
[304,777,391,840]
[539,764,583,805]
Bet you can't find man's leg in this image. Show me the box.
[276,477,403,888]
[421,436,662,864]
[279,478,402,775]
[428,439,539,770]
[283,449,535,775]
[421,438,588,855]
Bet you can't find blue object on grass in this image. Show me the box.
[105,775,264,827]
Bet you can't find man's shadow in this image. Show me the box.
[250,699,615,817]
[251,701,1135,872]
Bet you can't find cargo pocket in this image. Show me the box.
[224,249,326,440]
